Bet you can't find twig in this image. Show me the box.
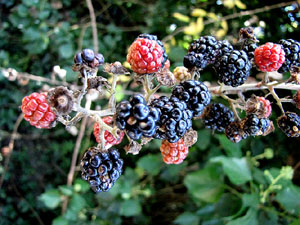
[61,99,91,215]
[162,1,297,42]
[0,113,24,189]
[86,0,98,52]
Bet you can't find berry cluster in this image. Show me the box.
[21,92,56,129]
[94,116,124,146]
[74,49,104,69]
[115,94,159,140]
[80,147,123,192]
[277,112,300,138]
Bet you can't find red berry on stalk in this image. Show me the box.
[127,37,164,74]
[21,92,56,129]
[160,139,189,164]
[254,42,285,72]
[93,116,124,146]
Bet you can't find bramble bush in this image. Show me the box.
[1,1,300,225]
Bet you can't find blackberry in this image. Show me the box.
[171,80,211,117]
[80,147,123,193]
[184,36,221,70]
[137,34,168,68]
[150,96,193,143]
[242,114,270,136]
[277,112,300,137]
[203,103,234,132]
[115,94,159,140]
[225,121,248,143]
[217,40,234,57]
[215,50,251,87]
[242,42,258,62]
[82,49,95,62]
[278,39,300,73]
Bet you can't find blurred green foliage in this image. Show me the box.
[1,0,300,224]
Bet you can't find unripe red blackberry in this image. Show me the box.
[254,42,285,72]
[93,116,124,146]
[277,112,300,138]
[160,139,189,164]
[126,34,166,74]
[21,92,56,129]
[80,147,123,192]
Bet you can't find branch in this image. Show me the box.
[86,0,99,52]
[162,1,297,42]
[0,113,24,189]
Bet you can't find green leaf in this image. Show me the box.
[137,154,162,176]
[196,129,211,151]
[215,193,241,217]
[174,212,200,225]
[74,179,90,193]
[210,156,252,185]
[216,135,242,157]
[120,199,142,217]
[227,208,258,225]
[59,43,73,59]
[39,189,61,209]
[184,164,224,203]
[290,219,300,225]
[58,185,73,196]
[52,216,69,225]
[69,193,86,213]
[275,184,300,215]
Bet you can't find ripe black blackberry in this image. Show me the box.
[115,94,159,140]
[217,40,234,57]
[225,121,248,143]
[171,80,211,117]
[150,96,193,143]
[278,39,300,73]
[215,50,251,87]
[80,147,123,193]
[203,103,234,132]
[277,112,300,137]
[242,114,270,136]
[137,34,168,68]
[184,36,221,70]
[241,42,258,62]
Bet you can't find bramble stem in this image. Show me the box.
[268,87,285,114]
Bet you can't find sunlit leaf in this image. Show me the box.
[173,12,190,23]
[191,9,207,17]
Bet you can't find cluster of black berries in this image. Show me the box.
[74,49,105,69]
[80,147,123,192]
[137,34,169,68]
[278,39,300,73]
[277,112,300,137]
[115,94,160,140]
[150,96,193,143]
[184,35,253,87]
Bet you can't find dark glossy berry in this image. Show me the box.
[242,114,271,136]
[215,50,251,87]
[278,39,300,73]
[74,52,83,64]
[80,147,123,193]
[277,112,300,137]
[171,80,211,117]
[203,103,234,132]
[95,53,105,64]
[82,49,95,62]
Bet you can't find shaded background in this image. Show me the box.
[1,0,300,224]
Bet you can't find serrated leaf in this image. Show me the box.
[174,212,200,225]
[137,154,162,176]
[120,199,141,217]
[216,135,242,157]
[184,164,224,203]
[173,12,190,23]
[191,9,207,17]
[227,208,258,225]
[210,156,252,185]
[39,189,61,209]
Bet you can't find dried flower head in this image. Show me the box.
[239,27,258,43]
[87,76,110,92]
[47,86,74,115]
[124,141,142,155]
[290,66,300,84]
[156,67,176,86]
[246,95,272,118]
[183,129,198,147]
[104,61,129,75]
